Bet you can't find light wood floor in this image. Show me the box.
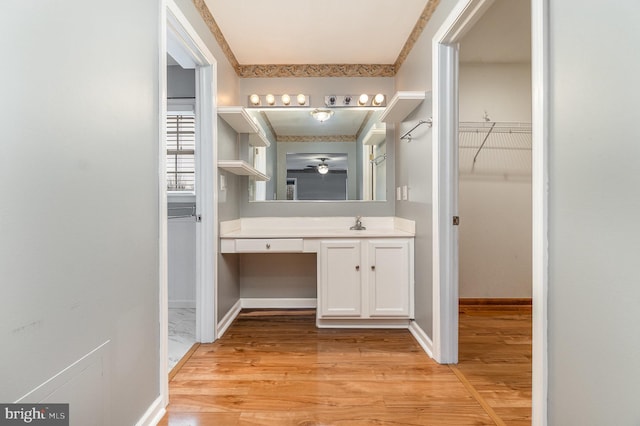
[160,307,531,425]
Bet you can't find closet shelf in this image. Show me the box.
[218,160,270,181]
[218,106,270,147]
[380,91,426,123]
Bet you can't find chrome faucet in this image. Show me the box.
[350,216,366,230]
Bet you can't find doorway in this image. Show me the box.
[431,0,548,423]
[160,0,219,405]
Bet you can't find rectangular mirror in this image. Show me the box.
[247,107,388,202]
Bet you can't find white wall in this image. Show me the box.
[548,1,640,424]
[458,178,532,297]
[459,63,532,122]
[458,63,532,298]
[0,1,160,424]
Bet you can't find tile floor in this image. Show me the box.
[168,308,196,371]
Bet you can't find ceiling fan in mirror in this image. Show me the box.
[304,157,330,174]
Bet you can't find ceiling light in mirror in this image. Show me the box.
[310,109,334,122]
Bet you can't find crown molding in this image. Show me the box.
[394,0,441,70]
[193,0,240,71]
[238,64,396,78]
[193,0,439,78]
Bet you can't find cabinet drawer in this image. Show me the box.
[234,238,304,253]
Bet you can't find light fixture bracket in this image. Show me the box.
[248,94,310,107]
[324,94,386,108]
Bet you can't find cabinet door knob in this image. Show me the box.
[371,265,376,271]
[266,243,271,249]
[355,265,360,271]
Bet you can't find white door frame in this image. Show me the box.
[159,0,218,407]
[431,0,548,424]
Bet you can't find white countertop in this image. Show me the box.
[220,217,415,239]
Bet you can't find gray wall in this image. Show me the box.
[548,1,640,424]
[167,65,196,99]
[0,0,160,424]
[169,0,244,324]
[240,254,317,299]
[217,118,242,320]
[276,141,357,200]
[394,0,459,336]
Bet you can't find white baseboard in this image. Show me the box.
[217,299,241,338]
[409,321,433,358]
[135,395,165,426]
[317,318,410,329]
[240,298,317,309]
[409,320,434,358]
[168,300,196,309]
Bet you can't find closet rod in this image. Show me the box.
[472,122,496,166]
[400,118,433,141]
[370,153,387,165]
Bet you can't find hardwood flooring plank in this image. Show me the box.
[162,309,531,425]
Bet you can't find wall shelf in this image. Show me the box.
[218,160,270,181]
[379,91,426,123]
[218,106,270,147]
[362,124,386,146]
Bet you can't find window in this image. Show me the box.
[166,110,195,192]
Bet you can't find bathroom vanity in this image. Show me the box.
[220,217,415,328]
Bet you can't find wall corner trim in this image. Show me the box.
[409,320,434,358]
[134,395,166,426]
[217,299,242,338]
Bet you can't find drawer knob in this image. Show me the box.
[371,265,376,271]
[266,243,271,249]
[355,265,360,271]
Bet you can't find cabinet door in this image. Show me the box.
[368,240,411,317]
[319,241,361,317]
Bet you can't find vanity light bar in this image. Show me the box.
[248,94,310,107]
[324,94,386,108]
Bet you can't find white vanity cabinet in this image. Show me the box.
[367,239,412,317]
[318,238,414,324]
[319,240,362,317]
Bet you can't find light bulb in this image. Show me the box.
[266,94,275,105]
[249,94,260,105]
[297,94,306,105]
[358,94,369,106]
[373,93,385,106]
[281,94,291,105]
[317,164,329,174]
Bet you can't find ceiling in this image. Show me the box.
[246,107,385,143]
[194,0,531,77]
[205,0,429,65]
[259,108,378,138]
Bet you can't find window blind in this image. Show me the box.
[166,113,195,191]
